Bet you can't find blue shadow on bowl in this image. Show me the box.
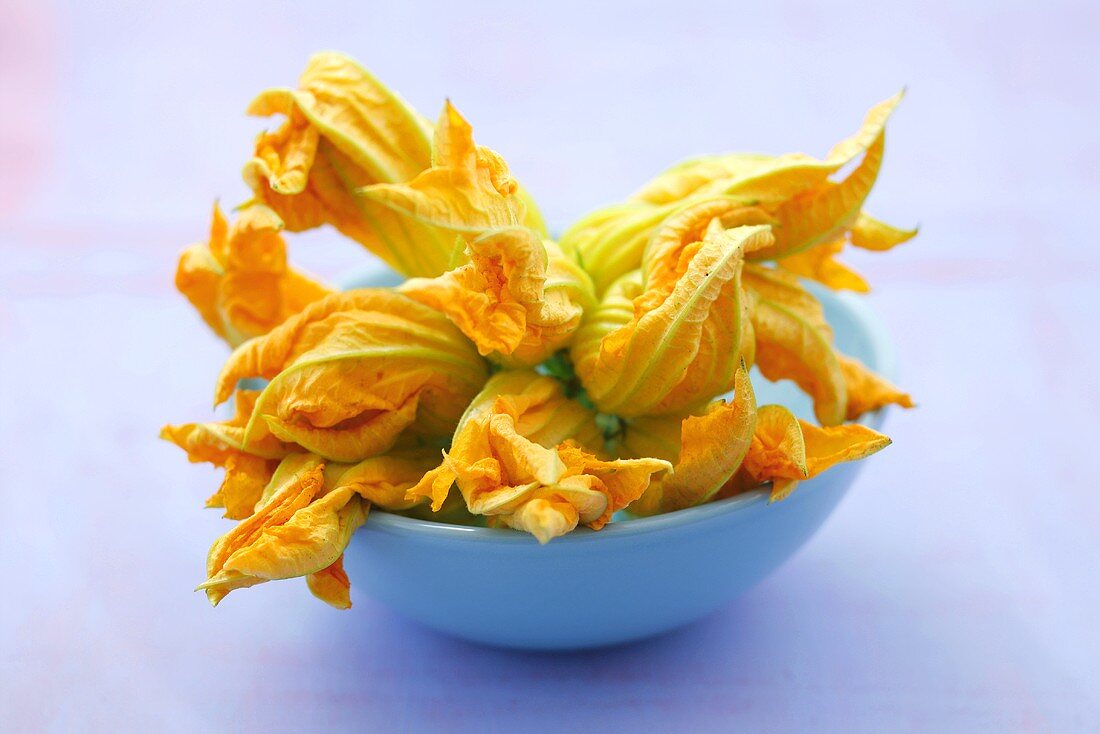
[340,265,896,650]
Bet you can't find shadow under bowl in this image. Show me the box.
[340,266,895,650]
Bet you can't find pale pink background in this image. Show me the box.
[1,1,1098,732]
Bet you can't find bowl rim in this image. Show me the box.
[340,267,897,545]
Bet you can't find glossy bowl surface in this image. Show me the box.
[341,266,895,649]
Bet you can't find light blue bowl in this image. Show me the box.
[340,266,896,650]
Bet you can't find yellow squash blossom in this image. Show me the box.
[399,227,595,366]
[850,212,919,252]
[562,91,909,294]
[572,218,772,416]
[161,389,294,519]
[742,263,912,423]
[200,451,438,608]
[408,372,671,543]
[213,289,489,462]
[244,52,545,277]
[719,404,891,502]
[624,364,757,515]
[174,203,331,346]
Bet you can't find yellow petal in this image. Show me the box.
[632,153,833,208]
[220,486,367,581]
[174,204,332,346]
[838,354,914,419]
[198,445,448,606]
[745,266,847,426]
[400,228,594,366]
[215,290,488,462]
[358,101,528,233]
[306,556,352,609]
[720,404,890,501]
[573,220,771,416]
[742,263,832,335]
[261,52,434,183]
[200,453,329,605]
[161,389,293,518]
[407,372,669,542]
[204,454,276,521]
[162,389,295,461]
[175,209,228,340]
[560,202,679,296]
[749,92,903,260]
[627,364,757,515]
[631,90,901,207]
[777,237,871,293]
[244,130,453,277]
[323,450,443,511]
[850,213,918,252]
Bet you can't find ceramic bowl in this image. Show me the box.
[340,266,895,650]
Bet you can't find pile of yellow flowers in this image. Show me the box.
[163,52,915,609]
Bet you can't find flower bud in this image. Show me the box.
[572,214,772,417]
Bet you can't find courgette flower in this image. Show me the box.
[407,371,671,543]
[200,450,439,608]
[572,215,772,417]
[718,404,891,502]
[399,227,595,366]
[624,364,757,515]
[243,52,545,277]
[174,203,331,346]
[562,92,912,294]
[212,290,489,463]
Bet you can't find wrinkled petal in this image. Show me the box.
[306,556,352,609]
[626,364,757,515]
[565,92,906,292]
[743,265,847,425]
[400,227,594,366]
[749,92,903,261]
[323,450,443,511]
[407,372,670,542]
[838,354,915,419]
[359,101,530,233]
[175,246,227,342]
[214,289,488,462]
[573,219,771,416]
[631,91,900,207]
[200,454,330,605]
[204,454,277,521]
[742,264,912,423]
[174,204,331,346]
[777,237,870,293]
[161,389,294,518]
[850,213,919,252]
[720,404,890,502]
